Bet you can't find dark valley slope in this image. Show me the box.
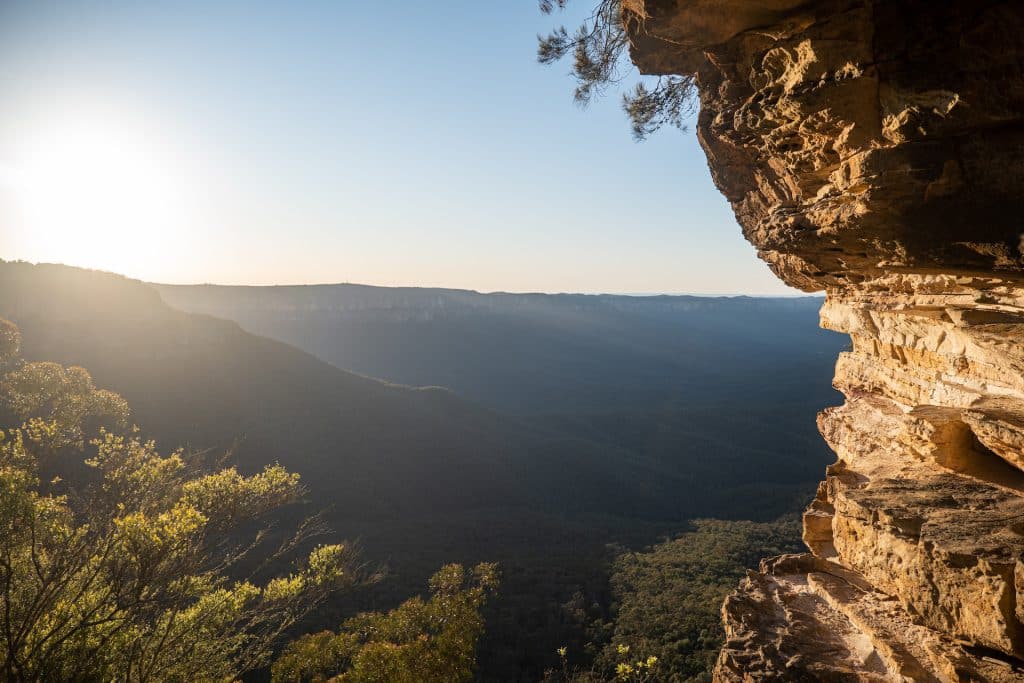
[155,282,847,516]
[0,262,648,517]
[156,283,842,415]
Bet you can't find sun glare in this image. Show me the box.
[3,110,196,280]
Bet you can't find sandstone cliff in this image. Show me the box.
[623,1,1024,679]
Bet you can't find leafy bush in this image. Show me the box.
[273,562,499,682]
[0,318,360,681]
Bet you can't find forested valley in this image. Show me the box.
[0,261,843,680]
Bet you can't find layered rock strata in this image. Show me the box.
[623,0,1024,679]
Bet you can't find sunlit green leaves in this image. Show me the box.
[1,360,129,449]
[182,463,302,529]
[273,562,499,683]
[0,317,358,682]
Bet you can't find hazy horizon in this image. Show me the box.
[156,281,817,298]
[0,1,798,296]
[9,258,817,298]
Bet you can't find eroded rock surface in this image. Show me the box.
[623,0,1024,679]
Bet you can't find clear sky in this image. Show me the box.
[0,1,795,295]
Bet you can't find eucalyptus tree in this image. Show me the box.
[0,318,360,682]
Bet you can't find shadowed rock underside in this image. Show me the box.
[624,1,1024,680]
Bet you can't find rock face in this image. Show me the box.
[623,1,1024,679]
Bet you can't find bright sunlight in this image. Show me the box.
[1,106,196,280]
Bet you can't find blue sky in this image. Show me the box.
[0,1,794,294]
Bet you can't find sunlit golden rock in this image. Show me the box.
[624,0,1024,679]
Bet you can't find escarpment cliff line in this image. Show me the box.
[624,1,1024,680]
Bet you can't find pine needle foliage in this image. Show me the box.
[537,0,697,139]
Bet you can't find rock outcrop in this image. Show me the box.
[623,1,1024,679]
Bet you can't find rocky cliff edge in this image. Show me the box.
[624,1,1024,679]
